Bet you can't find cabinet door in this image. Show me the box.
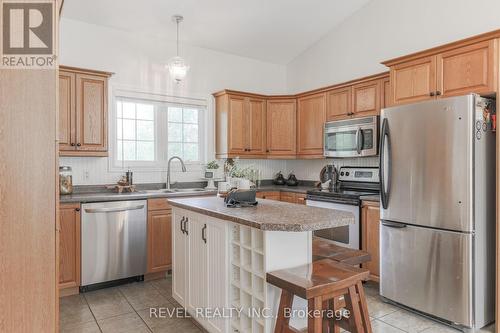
[390,56,437,105]
[206,218,228,333]
[352,80,381,117]
[59,204,80,289]
[248,98,266,155]
[187,215,207,315]
[297,93,326,157]
[437,40,497,97]
[227,95,248,155]
[362,202,380,281]
[172,210,188,306]
[326,87,352,121]
[59,71,76,151]
[266,99,296,157]
[296,193,307,205]
[147,210,172,273]
[280,192,296,203]
[381,77,391,109]
[75,73,108,151]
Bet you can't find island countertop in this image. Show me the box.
[168,196,354,232]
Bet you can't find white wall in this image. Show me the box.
[59,18,289,185]
[286,0,500,93]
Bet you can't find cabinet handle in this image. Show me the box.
[180,217,186,234]
[429,92,435,97]
[184,217,189,235]
[70,143,75,146]
[75,208,80,212]
[202,224,207,243]
[266,149,270,153]
[76,143,81,147]
[436,91,442,96]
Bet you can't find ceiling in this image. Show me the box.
[62,0,370,64]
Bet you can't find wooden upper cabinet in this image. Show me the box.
[437,39,498,97]
[76,73,108,152]
[381,77,391,108]
[59,203,81,289]
[297,93,326,158]
[352,79,381,116]
[59,66,112,156]
[247,98,267,155]
[266,98,296,157]
[59,71,76,151]
[227,95,247,155]
[390,56,437,105]
[326,87,352,121]
[385,36,499,106]
[215,92,267,158]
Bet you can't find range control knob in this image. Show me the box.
[340,172,345,176]
[345,172,350,176]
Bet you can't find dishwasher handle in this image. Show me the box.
[84,204,145,214]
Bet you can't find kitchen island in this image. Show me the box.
[168,196,354,333]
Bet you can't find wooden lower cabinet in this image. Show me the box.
[59,203,81,290]
[361,201,380,282]
[147,199,172,274]
[279,191,307,205]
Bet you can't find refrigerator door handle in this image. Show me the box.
[380,118,391,209]
[381,221,407,228]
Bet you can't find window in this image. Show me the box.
[116,100,155,161]
[113,95,205,169]
[167,107,200,161]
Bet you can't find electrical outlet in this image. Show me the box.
[84,171,89,180]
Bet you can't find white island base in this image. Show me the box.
[171,207,313,333]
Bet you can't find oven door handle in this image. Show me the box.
[355,127,363,154]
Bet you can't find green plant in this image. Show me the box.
[206,160,219,169]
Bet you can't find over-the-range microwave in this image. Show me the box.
[324,116,378,158]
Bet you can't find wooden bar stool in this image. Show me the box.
[267,259,372,333]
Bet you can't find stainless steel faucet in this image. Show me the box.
[166,156,187,190]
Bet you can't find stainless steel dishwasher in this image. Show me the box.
[81,200,147,287]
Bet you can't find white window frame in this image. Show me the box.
[109,87,208,172]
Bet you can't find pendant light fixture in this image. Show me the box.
[167,15,189,83]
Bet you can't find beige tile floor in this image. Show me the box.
[60,278,495,333]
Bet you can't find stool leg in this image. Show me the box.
[330,298,340,333]
[355,282,372,333]
[344,286,363,333]
[308,296,323,333]
[275,290,294,333]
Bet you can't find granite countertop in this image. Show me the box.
[168,196,354,232]
[360,194,380,202]
[255,185,315,194]
[60,190,217,203]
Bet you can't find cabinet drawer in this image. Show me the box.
[148,198,172,211]
[256,191,281,201]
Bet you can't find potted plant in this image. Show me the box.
[205,160,220,179]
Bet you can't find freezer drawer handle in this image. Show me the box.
[84,205,145,213]
[381,221,407,228]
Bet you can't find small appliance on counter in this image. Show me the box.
[59,166,73,195]
[286,173,299,186]
[224,188,258,207]
[273,171,286,185]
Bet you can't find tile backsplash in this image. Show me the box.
[60,156,379,186]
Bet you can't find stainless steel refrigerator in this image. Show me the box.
[379,94,495,330]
